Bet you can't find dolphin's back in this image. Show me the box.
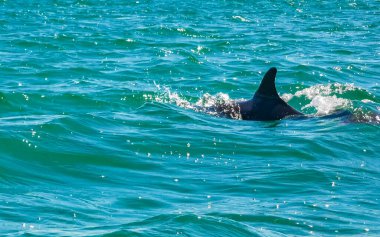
[238,67,303,121]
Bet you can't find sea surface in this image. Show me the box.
[1,0,379,236]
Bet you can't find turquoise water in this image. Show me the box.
[1,0,380,236]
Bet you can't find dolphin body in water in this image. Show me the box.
[236,67,303,120]
[201,67,304,120]
[198,67,378,123]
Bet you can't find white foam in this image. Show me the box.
[195,93,231,108]
[281,93,293,102]
[283,83,355,115]
[294,83,355,99]
[149,86,241,119]
[194,93,241,119]
[232,16,250,22]
[302,95,351,115]
[361,99,374,103]
[151,86,193,109]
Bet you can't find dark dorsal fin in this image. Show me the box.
[254,67,279,98]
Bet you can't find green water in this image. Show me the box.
[1,0,379,236]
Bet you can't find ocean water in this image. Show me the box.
[1,0,379,236]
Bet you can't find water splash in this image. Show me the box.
[301,95,351,115]
[146,85,241,119]
[282,83,355,115]
[149,85,193,109]
[282,83,379,123]
[194,93,241,119]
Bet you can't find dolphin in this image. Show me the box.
[197,67,378,123]
[236,67,303,120]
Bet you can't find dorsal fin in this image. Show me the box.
[254,67,279,98]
